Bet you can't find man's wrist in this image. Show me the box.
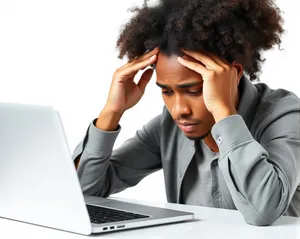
[95,108,123,131]
[213,107,237,123]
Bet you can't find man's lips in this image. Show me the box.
[176,121,199,126]
[176,122,200,133]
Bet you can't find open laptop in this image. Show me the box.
[0,102,194,235]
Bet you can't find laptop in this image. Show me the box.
[0,102,194,235]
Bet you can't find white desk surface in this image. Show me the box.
[0,197,299,239]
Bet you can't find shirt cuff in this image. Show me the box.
[211,115,253,156]
[84,119,121,154]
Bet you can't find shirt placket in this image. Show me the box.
[211,158,222,208]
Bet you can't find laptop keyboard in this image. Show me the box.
[86,204,150,224]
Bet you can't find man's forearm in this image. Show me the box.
[212,115,298,225]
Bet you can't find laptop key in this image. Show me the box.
[86,204,150,224]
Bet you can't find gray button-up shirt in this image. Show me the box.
[181,140,220,207]
[73,75,300,226]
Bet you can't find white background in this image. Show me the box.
[0,0,299,203]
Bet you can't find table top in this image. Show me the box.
[0,197,299,239]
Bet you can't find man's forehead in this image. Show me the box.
[155,52,204,82]
[156,51,204,65]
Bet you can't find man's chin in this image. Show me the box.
[185,130,211,141]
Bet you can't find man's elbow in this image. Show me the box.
[240,183,290,226]
[243,205,287,226]
[244,214,276,226]
[79,179,105,197]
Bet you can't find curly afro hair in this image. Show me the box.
[116,0,284,81]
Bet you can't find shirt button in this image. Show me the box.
[212,160,218,167]
[213,191,221,199]
[179,172,183,178]
[217,137,223,144]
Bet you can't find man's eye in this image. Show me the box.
[162,90,173,96]
[188,89,202,95]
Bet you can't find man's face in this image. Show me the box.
[155,52,215,140]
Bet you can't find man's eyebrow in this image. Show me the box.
[156,82,170,89]
[156,82,202,89]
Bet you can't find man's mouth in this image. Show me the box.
[176,122,199,133]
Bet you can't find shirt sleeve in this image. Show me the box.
[72,115,162,197]
[211,97,300,226]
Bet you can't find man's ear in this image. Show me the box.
[232,61,244,85]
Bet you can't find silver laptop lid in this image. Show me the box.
[0,102,92,235]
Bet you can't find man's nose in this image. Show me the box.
[171,97,191,119]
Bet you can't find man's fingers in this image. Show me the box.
[137,68,154,93]
[134,47,159,64]
[120,47,159,70]
[121,54,157,78]
[183,50,219,69]
[178,56,209,76]
[206,53,230,68]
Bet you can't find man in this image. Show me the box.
[73,0,300,226]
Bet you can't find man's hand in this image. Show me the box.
[177,50,240,122]
[105,47,159,115]
[96,47,159,131]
